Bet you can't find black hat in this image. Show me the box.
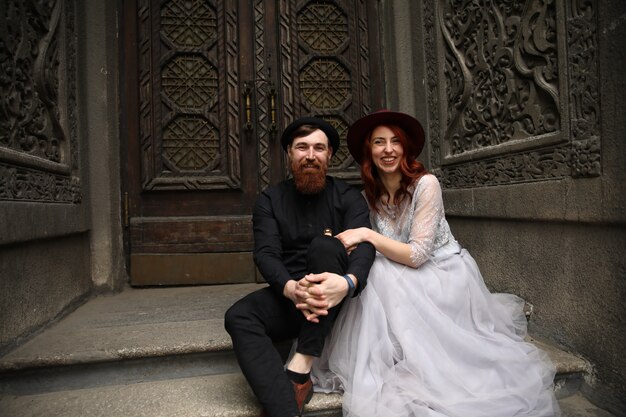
[347,109,425,164]
[280,117,340,155]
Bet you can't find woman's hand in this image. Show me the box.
[335,227,371,254]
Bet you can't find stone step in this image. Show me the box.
[0,285,588,395]
[0,284,609,416]
[0,284,256,372]
[0,372,343,417]
[559,394,619,417]
[0,373,615,417]
[0,284,260,397]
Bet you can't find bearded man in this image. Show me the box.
[224,117,375,417]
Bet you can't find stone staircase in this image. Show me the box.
[0,284,615,417]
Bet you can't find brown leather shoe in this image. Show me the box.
[258,378,313,417]
[292,378,313,415]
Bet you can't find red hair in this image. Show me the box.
[360,124,428,212]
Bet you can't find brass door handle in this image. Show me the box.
[243,81,253,131]
[267,84,277,133]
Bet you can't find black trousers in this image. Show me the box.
[224,235,348,417]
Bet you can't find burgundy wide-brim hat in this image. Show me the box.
[347,109,425,164]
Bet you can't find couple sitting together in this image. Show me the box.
[225,110,559,417]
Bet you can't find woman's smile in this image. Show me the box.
[371,125,404,175]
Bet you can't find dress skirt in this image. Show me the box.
[311,241,559,417]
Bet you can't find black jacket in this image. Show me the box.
[253,176,375,295]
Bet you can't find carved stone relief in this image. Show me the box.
[139,0,240,190]
[425,0,601,188]
[0,0,80,202]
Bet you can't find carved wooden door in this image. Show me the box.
[123,0,384,285]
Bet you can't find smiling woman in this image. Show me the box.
[311,110,560,417]
[370,126,405,179]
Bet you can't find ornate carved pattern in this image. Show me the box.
[325,116,350,168]
[1,1,61,162]
[424,3,441,169]
[279,0,295,180]
[254,0,271,190]
[300,59,350,110]
[162,116,218,171]
[139,0,241,190]
[0,164,80,202]
[567,0,600,143]
[279,0,295,128]
[161,0,217,48]
[425,0,601,189]
[297,3,348,53]
[570,137,600,178]
[357,2,372,117]
[0,0,80,203]
[224,3,241,186]
[138,1,154,190]
[439,144,571,188]
[441,0,560,155]
[284,1,370,180]
[162,55,218,109]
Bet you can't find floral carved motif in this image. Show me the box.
[425,0,601,188]
[0,0,80,202]
[436,145,571,188]
[441,0,560,154]
[0,164,80,202]
[570,138,600,178]
[566,0,600,143]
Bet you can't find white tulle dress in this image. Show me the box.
[311,174,559,417]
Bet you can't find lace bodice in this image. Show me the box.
[370,174,454,268]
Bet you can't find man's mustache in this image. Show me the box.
[298,161,321,170]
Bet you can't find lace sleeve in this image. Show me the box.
[408,175,445,268]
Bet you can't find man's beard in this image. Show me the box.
[291,159,328,195]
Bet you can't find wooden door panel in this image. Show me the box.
[126,0,258,285]
[138,0,247,195]
[277,0,384,182]
[124,0,384,285]
[130,252,256,285]
[130,216,253,253]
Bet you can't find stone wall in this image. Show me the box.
[0,0,125,352]
[382,0,625,413]
[0,233,91,349]
[0,0,89,351]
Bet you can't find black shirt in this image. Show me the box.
[253,176,375,295]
